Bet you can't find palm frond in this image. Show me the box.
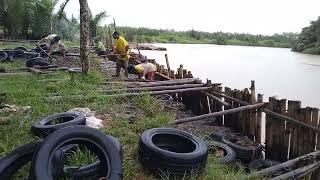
[56,0,71,19]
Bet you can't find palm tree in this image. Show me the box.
[89,11,108,42]
[45,0,91,73]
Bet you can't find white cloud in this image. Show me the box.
[58,0,320,35]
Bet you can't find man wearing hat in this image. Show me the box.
[111,31,130,77]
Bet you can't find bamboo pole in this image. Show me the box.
[102,83,205,93]
[271,161,320,180]
[251,150,320,177]
[173,102,266,125]
[204,92,230,106]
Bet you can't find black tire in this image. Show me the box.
[0,51,8,61]
[0,141,42,180]
[221,135,263,163]
[206,140,236,164]
[26,58,50,68]
[52,144,102,179]
[29,125,123,180]
[31,112,86,138]
[14,47,28,51]
[12,49,27,60]
[209,132,225,142]
[138,128,208,177]
[248,159,281,172]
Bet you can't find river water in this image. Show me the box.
[137,44,320,108]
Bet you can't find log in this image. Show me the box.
[107,86,211,97]
[173,102,266,125]
[251,150,320,177]
[101,83,205,93]
[131,78,202,87]
[46,86,211,101]
[204,92,230,106]
[271,161,320,180]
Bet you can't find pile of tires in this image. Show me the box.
[138,128,208,177]
[0,46,47,64]
[221,135,263,163]
[0,112,123,180]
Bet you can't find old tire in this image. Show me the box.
[26,58,50,67]
[31,112,86,138]
[206,140,236,164]
[138,128,208,177]
[30,125,123,180]
[14,47,28,51]
[0,141,42,180]
[248,159,281,172]
[221,135,263,163]
[0,51,8,61]
[52,144,102,179]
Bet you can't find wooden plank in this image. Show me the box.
[165,54,171,73]
[223,87,233,128]
[256,94,263,144]
[311,108,319,152]
[289,101,301,158]
[280,99,289,161]
[272,98,282,161]
[215,86,223,126]
[265,97,275,159]
[174,102,266,125]
[182,69,187,79]
[303,107,312,154]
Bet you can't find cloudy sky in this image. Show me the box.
[58,0,320,35]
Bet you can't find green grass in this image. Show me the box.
[0,42,253,179]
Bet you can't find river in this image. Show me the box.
[136,44,320,108]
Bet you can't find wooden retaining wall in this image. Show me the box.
[167,63,320,178]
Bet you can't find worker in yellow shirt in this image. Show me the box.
[111,31,130,77]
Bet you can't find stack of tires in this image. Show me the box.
[0,112,123,180]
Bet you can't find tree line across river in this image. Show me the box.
[0,0,319,54]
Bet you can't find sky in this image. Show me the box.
[57,0,320,35]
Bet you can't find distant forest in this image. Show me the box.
[293,16,320,55]
[115,26,297,48]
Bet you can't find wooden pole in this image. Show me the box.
[173,102,266,125]
[204,92,230,106]
[102,83,205,93]
[165,54,171,74]
[251,150,320,177]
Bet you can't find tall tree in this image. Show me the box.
[79,0,90,74]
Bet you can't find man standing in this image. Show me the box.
[112,31,130,77]
[37,34,66,58]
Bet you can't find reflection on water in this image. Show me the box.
[136,44,320,108]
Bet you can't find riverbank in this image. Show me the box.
[0,42,254,179]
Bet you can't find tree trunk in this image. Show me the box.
[79,0,90,74]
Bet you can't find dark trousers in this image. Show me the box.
[116,59,128,77]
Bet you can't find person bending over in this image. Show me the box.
[129,57,157,80]
[37,34,66,58]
